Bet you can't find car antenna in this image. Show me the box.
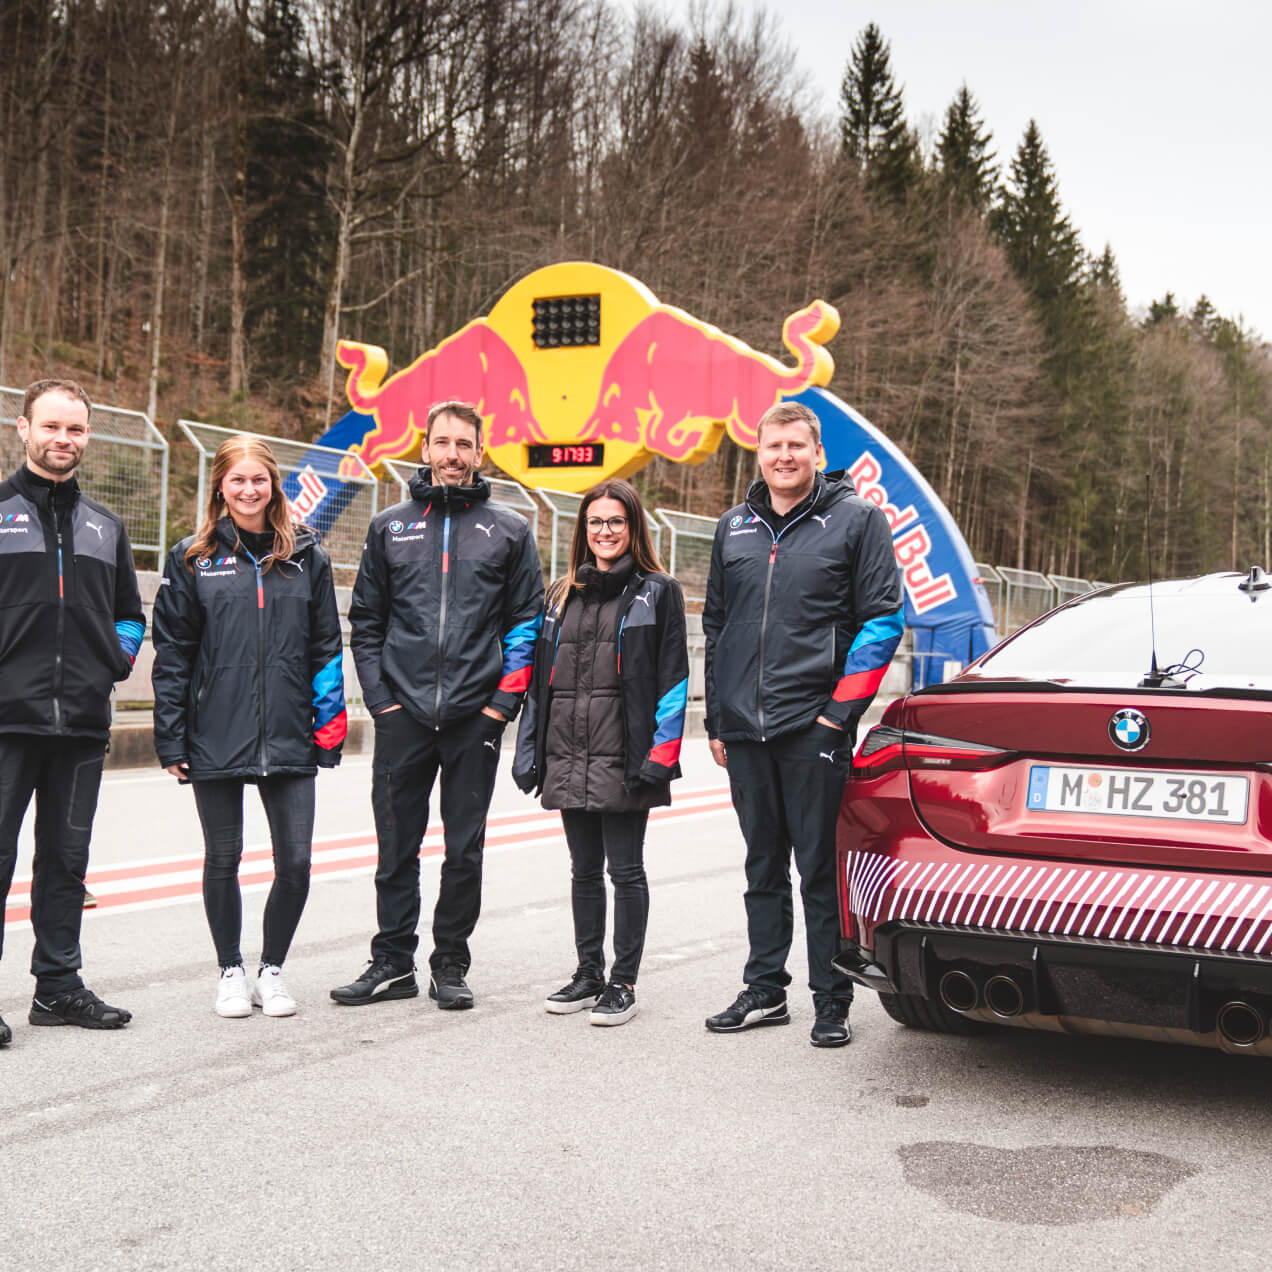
[1139,473,1167,688]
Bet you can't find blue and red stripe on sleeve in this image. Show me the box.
[646,676,688,768]
[312,653,348,750]
[116,618,145,665]
[497,613,543,696]
[831,608,905,709]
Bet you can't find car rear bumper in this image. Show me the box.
[834,922,1272,1054]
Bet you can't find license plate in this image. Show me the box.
[1027,765,1249,824]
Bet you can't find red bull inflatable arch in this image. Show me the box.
[314,261,996,685]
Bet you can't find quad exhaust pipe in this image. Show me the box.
[939,968,1030,1018]
[1216,1000,1266,1049]
[938,969,979,1013]
[984,974,1027,1019]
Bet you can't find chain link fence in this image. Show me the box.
[1,384,169,564]
[655,508,716,610]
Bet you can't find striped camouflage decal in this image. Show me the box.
[845,850,1272,954]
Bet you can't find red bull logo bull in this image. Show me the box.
[336,320,546,477]
[319,262,840,494]
[580,300,838,459]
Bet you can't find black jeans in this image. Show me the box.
[560,808,650,986]
[0,734,105,995]
[724,723,855,1013]
[191,774,315,969]
[369,707,503,972]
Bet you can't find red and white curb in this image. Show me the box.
[5,785,734,928]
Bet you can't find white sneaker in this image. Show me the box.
[252,964,297,1017]
[215,965,252,1018]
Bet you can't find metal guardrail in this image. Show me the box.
[1,384,169,564]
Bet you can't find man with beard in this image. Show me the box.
[0,380,145,1045]
[332,400,543,1011]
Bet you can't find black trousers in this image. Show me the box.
[191,774,315,969]
[724,724,855,1013]
[0,734,106,995]
[560,808,650,986]
[370,707,503,972]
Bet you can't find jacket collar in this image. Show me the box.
[577,554,636,597]
[408,467,492,507]
[213,516,316,559]
[12,463,80,510]
[744,468,855,525]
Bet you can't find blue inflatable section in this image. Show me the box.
[280,413,375,541]
[792,386,997,688]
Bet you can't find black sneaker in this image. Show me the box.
[0,1013,10,1046]
[429,965,474,1010]
[545,971,605,1015]
[705,986,789,1033]
[29,987,131,1029]
[810,1011,852,1048]
[330,958,419,1005]
[590,982,637,1027]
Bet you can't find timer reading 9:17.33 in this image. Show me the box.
[527,443,606,468]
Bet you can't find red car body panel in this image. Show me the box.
[835,572,1272,1054]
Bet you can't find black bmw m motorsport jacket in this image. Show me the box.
[703,470,903,743]
[0,465,144,739]
[349,469,544,726]
[151,519,346,778]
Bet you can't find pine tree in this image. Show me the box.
[1090,243,1121,294]
[935,83,996,212]
[1145,292,1180,327]
[991,120,1081,308]
[1189,294,1217,336]
[245,0,335,384]
[838,23,918,202]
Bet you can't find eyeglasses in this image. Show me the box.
[585,516,628,533]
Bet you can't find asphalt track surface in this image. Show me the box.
[2,739,1270,1270]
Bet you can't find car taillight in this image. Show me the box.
[853,724,1013,776]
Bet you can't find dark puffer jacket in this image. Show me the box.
[514,560,688,809]
[542,559,660,811]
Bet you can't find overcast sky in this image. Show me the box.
[667,0,1271,342]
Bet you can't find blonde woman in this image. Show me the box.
[152,436,346,1018]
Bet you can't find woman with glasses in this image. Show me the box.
[514,480,688,1026]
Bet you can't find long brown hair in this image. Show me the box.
[547,479,664,608]
[185,435,297,572]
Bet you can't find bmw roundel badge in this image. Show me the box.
[195,557,211,570]
[1109,708,1150,752]
[730,515,743,528]
[389,520,404,534]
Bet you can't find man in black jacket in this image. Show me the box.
[0,380,145,1045]
[332,400,544,1010]
[703,400,903,1048]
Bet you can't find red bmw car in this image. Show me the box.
[836,569,1272,1056]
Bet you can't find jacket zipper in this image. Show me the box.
[53,527,66,731]
[747,500,818,743]
[434,488,452,728]
[243,547,270,775]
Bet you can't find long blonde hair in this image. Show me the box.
[185,435,297,572]
[547,479,664,609]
